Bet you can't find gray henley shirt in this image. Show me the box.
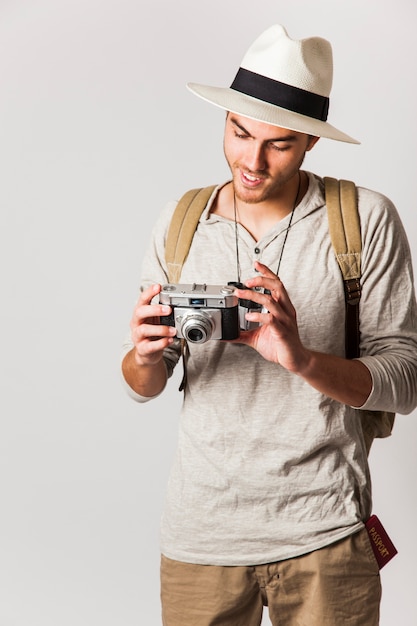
[122,172,417,566]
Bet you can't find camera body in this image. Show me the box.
[227,281,266,331]
[159,283,239,344]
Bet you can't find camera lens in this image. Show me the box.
[187,328,204,343]
[181,312,214,344]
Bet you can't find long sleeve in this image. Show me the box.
[354,187,417,414]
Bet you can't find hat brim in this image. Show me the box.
[187,82,360,145]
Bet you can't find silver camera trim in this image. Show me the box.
[173,307,222,343]
[160,283,238,308]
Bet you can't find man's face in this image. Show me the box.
[223,113,318,204]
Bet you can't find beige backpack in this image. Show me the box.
[164,177,395,453]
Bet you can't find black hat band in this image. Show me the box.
[230,67,329,122]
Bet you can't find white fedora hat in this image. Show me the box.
[187,24,359,144]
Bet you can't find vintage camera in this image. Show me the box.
[227,281,268,331]
[159,283,239,343]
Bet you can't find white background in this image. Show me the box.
[0,1,416,624]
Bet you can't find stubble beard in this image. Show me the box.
[228,154,306,206]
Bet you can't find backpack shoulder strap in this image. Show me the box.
[165,185,217,283]
[164,178,395,450]
[324,176,395,452]
[324,177,361,279]
[324,176,362,359]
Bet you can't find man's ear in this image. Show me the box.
[307,135,320,151]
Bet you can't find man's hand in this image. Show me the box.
[232,261,372,407]
[232,261,311,373]
[122,284,176,397]
[129,283,176,367]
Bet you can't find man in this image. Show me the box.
[121,24,417,625]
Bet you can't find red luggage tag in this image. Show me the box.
[365,515,398,569]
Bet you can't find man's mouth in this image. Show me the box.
[240,170,266,185]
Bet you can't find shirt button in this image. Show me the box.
[254,247,260,254]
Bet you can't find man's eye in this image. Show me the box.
[271,143,290,151]
[234,132,248,139]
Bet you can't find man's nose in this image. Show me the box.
[244,143,266,172]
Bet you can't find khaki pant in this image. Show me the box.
[160,528,381,626]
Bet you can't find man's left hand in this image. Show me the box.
[231,261,311,374]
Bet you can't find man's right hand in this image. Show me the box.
[122,284,176,397]
[130,283,176,367]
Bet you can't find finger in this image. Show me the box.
[133,334,176,365]
[253,261,279,279]
[235,283,295,322]
[131,302,172,327]
[133,322,176,342]
[243,275,291,307]
[137,283,162,306]
[234,286,271,310]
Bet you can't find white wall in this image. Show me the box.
[0,1,415,624]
